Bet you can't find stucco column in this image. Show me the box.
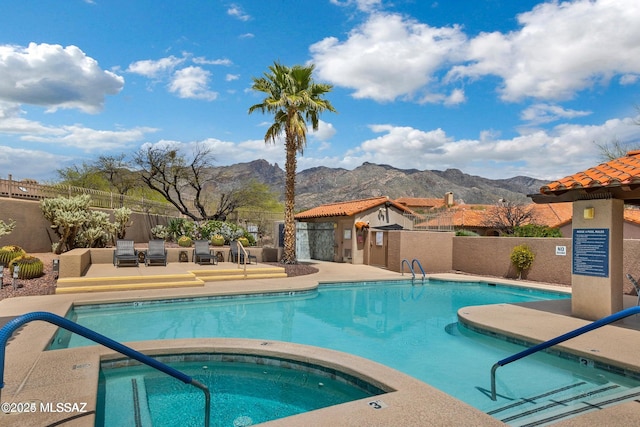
[571,199,623,320]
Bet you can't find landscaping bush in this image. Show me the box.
[510,244,535,279]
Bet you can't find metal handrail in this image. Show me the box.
[0,312,210,427]
[411,259,426,281]
[490,305,640,400]
[401,259,414,279]
[236,240,248,277]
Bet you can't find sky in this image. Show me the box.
[1,0,640,184]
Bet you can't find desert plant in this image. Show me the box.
[151,224,170,240]
[41,195,92,254]
[113,207,132,240]
[510,244,535,279]
[0,245,26,266]
[9,254,44,279]
[0,219,16,238]
[236,237,250,247]
[177,235,193,247]
[210,234,225,246]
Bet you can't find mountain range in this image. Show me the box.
[209,160,550,210]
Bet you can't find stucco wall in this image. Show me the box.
[387,231,455,274]
[0,198,171,252]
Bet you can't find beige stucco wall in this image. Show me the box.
[0,198,171,252]
[387,231,454,274]
[452,236,573,284]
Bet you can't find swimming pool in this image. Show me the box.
[49,279,640,424]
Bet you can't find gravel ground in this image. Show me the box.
[0,252,319,300]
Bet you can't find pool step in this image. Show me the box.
[55,267,287,293]
[55,274,205,294]
[102,375,153,427]
[193,267,287,282]
[488,381,640,426]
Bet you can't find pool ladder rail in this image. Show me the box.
[401,258,426,282]
[0,311,211,427]
[490,305,640,401]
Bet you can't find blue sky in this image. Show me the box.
[1,0,640,183]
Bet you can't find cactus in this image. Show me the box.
[0,245,26,266]
[9,254,44,279]
[210,234,225,246]
[177,235,193,247]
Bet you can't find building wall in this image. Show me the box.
[387,231,455,274]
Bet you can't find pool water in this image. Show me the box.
[51,279,640,424]
[98,358,384,427]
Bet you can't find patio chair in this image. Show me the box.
[193,240,217,265]
[145,240,167,266]
[113,239,139,267]
[229,241,257,264]
[625,273,640,305]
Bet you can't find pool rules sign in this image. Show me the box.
[572,228,609,278]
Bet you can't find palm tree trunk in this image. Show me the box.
[282,138,298,264]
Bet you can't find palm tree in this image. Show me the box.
[249,62,336,264]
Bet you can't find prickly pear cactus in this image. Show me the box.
[9,255,44,279]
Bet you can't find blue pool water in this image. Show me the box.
[99,357,383,427]
[51,279,640,424]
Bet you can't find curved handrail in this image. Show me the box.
[490,305,640,400]
[0,312,210,427]
[401,259,415,279]
[411,259,426,281]
[235,240,248,277]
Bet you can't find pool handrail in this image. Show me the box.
[411,259,426,281]
[401,259,414,279]
[0,311,211,427]
[490,305,640,401]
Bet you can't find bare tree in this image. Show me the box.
[95,154,137,195]
[482,199,537,235]
[132,142,249,221]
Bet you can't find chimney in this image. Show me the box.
[444,192,454,207]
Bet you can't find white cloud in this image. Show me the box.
[227,4,251,21]
[448,0,640,101]
[329,0,382,13]
[168,66,218,100]
[0,145,73,182]
[521,103,592,125]
[192,57,232,66]
[310,13,466,103]
[0,43,124,113]
[127,55,185,78]
[310,120,337,141]
[291,115,640,180]
[226,74,240,82]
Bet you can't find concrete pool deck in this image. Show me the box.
[1,261,640,425]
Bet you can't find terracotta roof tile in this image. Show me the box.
[395,197,446,208]
[295,196,414,219]
[541,151,640,194]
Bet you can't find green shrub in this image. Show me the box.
[177,235,193,247]
[9,254,44,279]
[455,229,479,236]
[0,245,26,266]
[510,244,535,279]
[513,224,562,237]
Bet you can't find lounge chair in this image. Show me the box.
[229,240,257,264]
[113,239,139,267]
[145,240,167,266]
[625,273,640,305]
[193,240,217,265]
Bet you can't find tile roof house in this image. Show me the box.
[294,196,416,265]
